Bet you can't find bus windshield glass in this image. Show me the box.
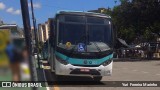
[87,17,112,46]
[58,15,112,52]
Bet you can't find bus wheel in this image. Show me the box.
[93,76,102,81]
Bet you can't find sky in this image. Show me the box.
[0,0,120,27]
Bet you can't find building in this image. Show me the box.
[0,24,25,48]
[31,26,36,44]
[88,8,110,14]
[38,24,44,42]
[0,19,4,25]
[44,22,49,41]
[38,23,49,42]
[38,18,54,43]
[0,24,24,39]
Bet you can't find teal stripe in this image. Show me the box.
[55,52,113,65]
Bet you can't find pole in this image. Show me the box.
[30,0,40,69]
[20,0,38,90]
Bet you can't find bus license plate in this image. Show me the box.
[80,68,90,72]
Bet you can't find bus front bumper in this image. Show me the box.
[55,60,113,77]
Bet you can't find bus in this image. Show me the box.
[48,11,115,81]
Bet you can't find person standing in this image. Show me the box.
[5,41,22,81]
[20,47,31,81]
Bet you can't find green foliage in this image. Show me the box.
[143,27,152,41]
[108,0,160,43]
[119,26,136,42]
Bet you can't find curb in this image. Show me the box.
[113,58,160,62]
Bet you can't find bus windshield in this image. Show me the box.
[88,23,112,45]
[58,15,112,52]
[58,23,86,45]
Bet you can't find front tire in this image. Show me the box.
[93,76,102,81]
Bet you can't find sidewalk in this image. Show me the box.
[0,68,32,90]
[0,69,12,81]
[113,58,160,62]
[0,56,47,90]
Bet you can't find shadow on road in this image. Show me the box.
[44,69,105,86]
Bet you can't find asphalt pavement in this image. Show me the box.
[42,60,160,90]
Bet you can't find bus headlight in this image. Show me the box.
[102,59,112,66]
[56,56,68,65]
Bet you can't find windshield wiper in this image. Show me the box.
[90,42,111,53]
[91,42,102,53]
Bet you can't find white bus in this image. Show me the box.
[48,11,115,81]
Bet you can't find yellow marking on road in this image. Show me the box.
[53,85,60,90]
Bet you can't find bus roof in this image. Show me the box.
[56,11,111,18]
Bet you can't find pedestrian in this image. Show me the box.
[5,40,22,81]
[20,46,30,81]
[22,47,29,63]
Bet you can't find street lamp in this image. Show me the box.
[20,1,38,90]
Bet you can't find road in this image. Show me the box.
[42,60,160,90]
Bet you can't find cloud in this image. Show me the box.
[0,2,21,15]
[0,2,6,10]
[6,7,21,15]
[6,7,14,13]
[28,2,41,9]
[13,10,21,15]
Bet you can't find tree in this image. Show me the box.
[108,0,160,44]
